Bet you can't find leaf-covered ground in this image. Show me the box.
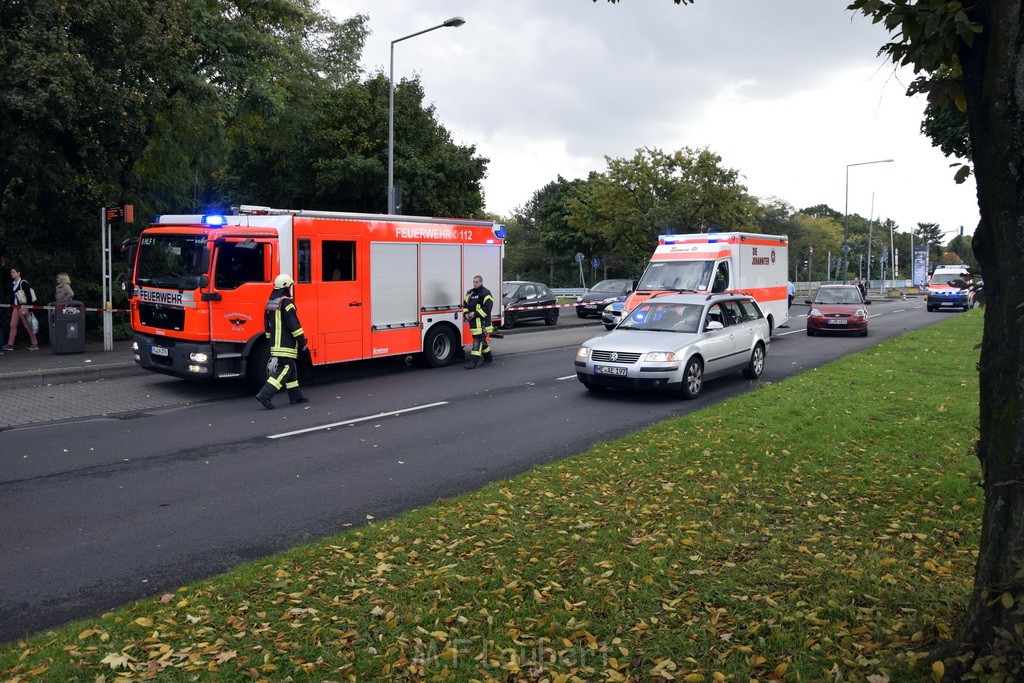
[1,312,983,682]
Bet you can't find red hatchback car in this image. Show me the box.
[805,285,871,336]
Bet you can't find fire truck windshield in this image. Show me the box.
[136,235,208,290]
[637,260,713,292]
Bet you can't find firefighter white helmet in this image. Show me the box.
[274,274,295,289]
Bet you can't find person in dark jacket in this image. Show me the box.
[462,275,494,369]
[255,274,309,409]
[6,267,39,351]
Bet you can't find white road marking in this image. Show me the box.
[557,374,577,380]
[268,401,449,439]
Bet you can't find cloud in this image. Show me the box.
[323,0,979,235]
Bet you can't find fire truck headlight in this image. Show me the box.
[187,364,206,374]
[132,341,139,351]
[189,352,209,363]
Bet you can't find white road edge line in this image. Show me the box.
[557,374,577,380]
[267,401,449,439]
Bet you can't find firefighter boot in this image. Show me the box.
[482,351,494,366]
[255,385,275,410]
[288,388,309,405]
[464,357,479,370]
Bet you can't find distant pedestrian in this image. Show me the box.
[463,275,494,369]
[855,276,868,300]
[787,280,795,310]
[54,272,75,302]
[255,274,309,409]
[6,267,39,351]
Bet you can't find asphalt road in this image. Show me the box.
[0,298,951,642]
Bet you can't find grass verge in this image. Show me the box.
[1,312,983,682]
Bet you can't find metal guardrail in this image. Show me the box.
[552,288,586,297]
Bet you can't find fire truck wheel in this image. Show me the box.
[246,341,272,392]
[420,326,456,368]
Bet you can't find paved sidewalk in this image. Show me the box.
[0,339,142,390]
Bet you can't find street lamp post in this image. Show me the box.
[843,158,893,284]
[388,16,465,215]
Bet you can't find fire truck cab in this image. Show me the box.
[128,206,505,388]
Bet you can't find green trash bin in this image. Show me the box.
[49,300,86,354]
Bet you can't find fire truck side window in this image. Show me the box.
[297,239,311,284]
[214,241,267,290]
[323,241,356,282]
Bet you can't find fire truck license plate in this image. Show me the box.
[151,346,169,357]
[595,365,627,376]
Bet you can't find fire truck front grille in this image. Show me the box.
[139,303,186,331]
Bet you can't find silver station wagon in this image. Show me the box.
[575,293,771,399]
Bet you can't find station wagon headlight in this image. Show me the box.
[576,346,591,359]
[645,351,678,362]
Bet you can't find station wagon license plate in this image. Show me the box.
[826,319,848,326]
[151,345,169,357]
[595,365,627,376]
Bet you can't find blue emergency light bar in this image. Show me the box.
[202,214,228,226]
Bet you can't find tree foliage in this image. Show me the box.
[852,0,1023,675]
[566,147,759,268]
[1,0,487,308]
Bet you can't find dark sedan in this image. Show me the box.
[575,279,638,318]
[500,281,560,329]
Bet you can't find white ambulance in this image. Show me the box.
[625,232,789,334]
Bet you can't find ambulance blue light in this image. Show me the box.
[202,214,227,226]
[493,224,507,239]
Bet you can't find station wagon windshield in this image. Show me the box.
[136,235,207,290]
[620,302,703,333]
[637,261,713,292]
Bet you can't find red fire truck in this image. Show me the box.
[126,206,505,388]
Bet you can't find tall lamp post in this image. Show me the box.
[388,16,466,215]
[843,158,893,283]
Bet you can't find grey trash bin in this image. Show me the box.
[49,300,86,354]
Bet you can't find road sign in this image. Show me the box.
[575,252,585,263]
[591,258,600,268]
[105,205,134,224]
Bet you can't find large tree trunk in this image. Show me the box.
[956,0,1024,671]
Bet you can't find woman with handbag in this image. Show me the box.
[6,267,39,351]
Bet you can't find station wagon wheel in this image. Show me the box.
[743,342,765,379]
[680,357,704,399]
[544,309,559,325]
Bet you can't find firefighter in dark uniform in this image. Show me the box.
[255,274,310,409]
[463,275,494,369]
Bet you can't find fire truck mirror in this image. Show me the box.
[199,275,209,288]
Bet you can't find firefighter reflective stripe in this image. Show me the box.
[267,358,299,390]
[270,308,298,358]
[266,295,305,358]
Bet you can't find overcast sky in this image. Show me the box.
[321,0,979,241]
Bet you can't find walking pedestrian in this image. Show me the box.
[855,276,868,300]
[255,274,309,409]
[54,272,75,302]
[463,275,494,369]
[6,267,39,351]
